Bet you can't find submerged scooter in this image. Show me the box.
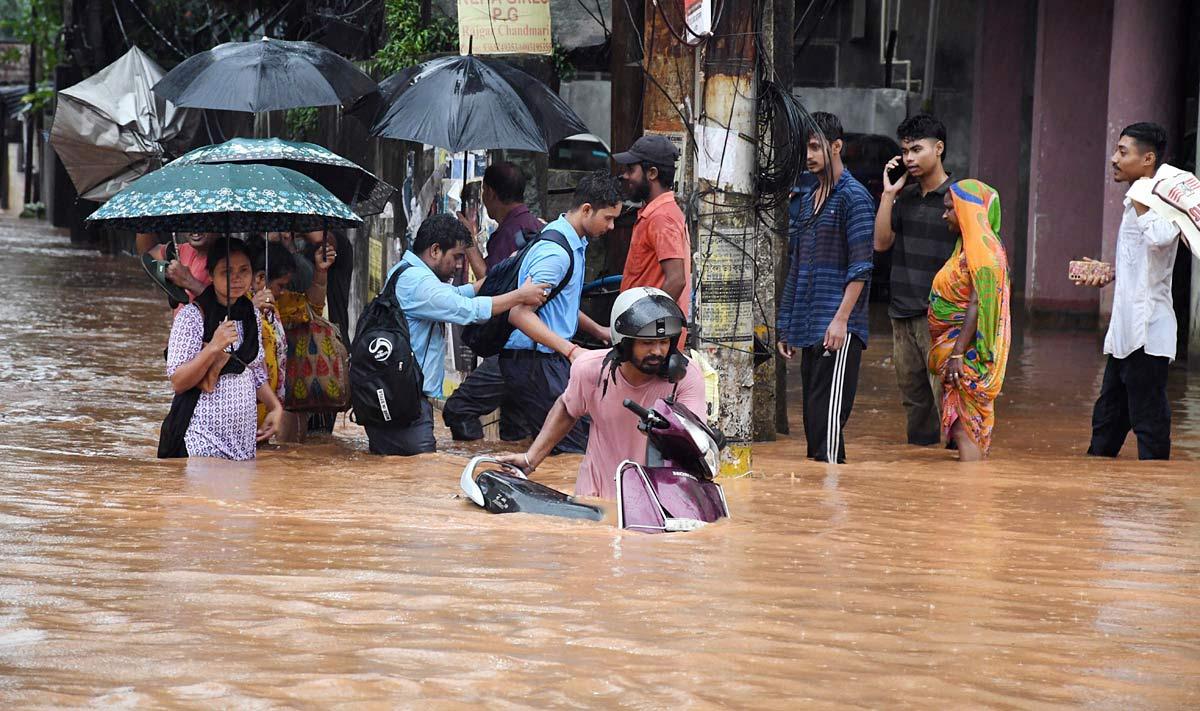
[459,457,604,521]
[459,286,729,531]
[615,397,730,533]
[457,396,730,531]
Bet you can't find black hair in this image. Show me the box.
[205,237,252,275]
[643,161,676,190]
[252,242,296,283]
[1120,122,1168,167]
[570,171,625,210]
[809,111,844,143]
[897,113,948,153]
[412,213,472,254]
[483,161,527,204]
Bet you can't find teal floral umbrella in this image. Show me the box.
[87,162,362,233]
[169,137,394,217]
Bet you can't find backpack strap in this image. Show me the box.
[380,261,415,304]
[532,229,575,311]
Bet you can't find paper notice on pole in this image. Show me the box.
[695,228,754,345]
[695,123,755,195]
[1127,164,1200,256]
[458,0,553,55]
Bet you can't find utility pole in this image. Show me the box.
[1191,79,1200,369]
[640,0,694,187]
[608,0,644,275]
[749,0,793,441]
[610,0,644,157]
[761,0,795,437]
[693,1,758,474]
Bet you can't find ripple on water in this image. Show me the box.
[0,217,1198,708]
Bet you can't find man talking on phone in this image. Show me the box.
[872,114,956,446]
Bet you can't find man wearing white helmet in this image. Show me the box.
[497,287,706,499]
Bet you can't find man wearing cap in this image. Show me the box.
[615,135,692,343]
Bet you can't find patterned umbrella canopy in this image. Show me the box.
[87,163,362,233]
[169,137,394,217]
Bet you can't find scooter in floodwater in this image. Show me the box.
[457,397,731,532]
[459,457,604,521]
[616,397,730,533]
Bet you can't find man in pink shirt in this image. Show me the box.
[498,287,705,499]
[137,232,218,306]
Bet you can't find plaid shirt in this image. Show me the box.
[778,169,875,348]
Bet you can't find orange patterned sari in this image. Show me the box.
[928,180,1011,454]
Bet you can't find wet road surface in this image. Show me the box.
[0,218,1197,708]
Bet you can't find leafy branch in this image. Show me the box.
[0,0,63,89]
[371,0,575,82]
[372,0,457,76]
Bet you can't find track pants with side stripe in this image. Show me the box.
[799,336,864,464]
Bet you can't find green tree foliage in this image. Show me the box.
[372,0,458,76]
[0,0,62,83]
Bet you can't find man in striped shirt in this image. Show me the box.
[776,112,875,464]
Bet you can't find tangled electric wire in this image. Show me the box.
[755,80,820,216]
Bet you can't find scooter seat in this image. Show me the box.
[475,470,604,521]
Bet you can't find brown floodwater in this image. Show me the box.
[1,217,1198,709]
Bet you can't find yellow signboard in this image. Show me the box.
[457,0,553,55]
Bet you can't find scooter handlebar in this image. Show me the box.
[623,399,652,419]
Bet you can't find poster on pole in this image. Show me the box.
[458,0,553,55]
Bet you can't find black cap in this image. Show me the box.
[613,135,680,167]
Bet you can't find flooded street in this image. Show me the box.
[1,217,1198,708]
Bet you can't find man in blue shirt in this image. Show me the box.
[776,112,875,464]
[444,162,545,443]
[499,171,625,454]
[364,214,549,456]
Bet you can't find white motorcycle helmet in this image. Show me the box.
[609,287,685,348]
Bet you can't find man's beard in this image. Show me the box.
[632,354,664,375]
[627,178,650,203]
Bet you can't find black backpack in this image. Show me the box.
[462,229,574,358]
[349,263,425,427]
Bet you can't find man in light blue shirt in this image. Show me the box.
[364,214,549,456]
[500,172,626,454]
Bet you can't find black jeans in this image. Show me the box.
[1088,349,1171,460]
[799,336,864,464]
[498,349,589,454]
[364,399,436,456]
[443,356,529,441]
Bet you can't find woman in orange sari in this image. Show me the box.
[928,180,1011,461]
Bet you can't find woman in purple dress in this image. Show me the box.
[163,239,283,460]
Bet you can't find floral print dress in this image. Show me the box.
[166,303,267,460]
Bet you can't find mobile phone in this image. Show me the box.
[1068,260,1113,283]
[887,161,908,185]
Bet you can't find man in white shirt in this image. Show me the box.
[1080,122,1180,460]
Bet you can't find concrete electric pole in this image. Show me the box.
[692,2,759,474]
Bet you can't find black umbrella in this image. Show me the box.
[369,55,590,153]
[152,38,377,113]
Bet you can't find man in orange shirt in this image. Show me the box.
[614,136,691,342]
